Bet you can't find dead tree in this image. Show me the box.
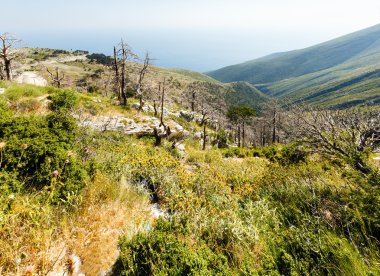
[0,61,4,80]
[153,83,160,116]
[182,82,200,112]
[288,106,380,174]
[120,42,127,106]
[202,120,208,151]
[159,78,166,127]
[264,99,282,144]
[113,46,120,100]
[0,33,21,81]
[113,40,136,106]
[47,67,65,88]
[136,52,151,111]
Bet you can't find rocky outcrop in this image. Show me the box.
[75,114,187,137]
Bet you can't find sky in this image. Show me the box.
[2,0,380,71]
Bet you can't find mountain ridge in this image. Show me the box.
[207,23,380,109]
[208,23,380,84]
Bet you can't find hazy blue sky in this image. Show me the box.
[2,0,380,71]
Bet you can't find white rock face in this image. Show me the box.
[76,114,187,137]
[15,72,48,86]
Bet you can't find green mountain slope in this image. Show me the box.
[207,23,380,108]
[207,23,380,84]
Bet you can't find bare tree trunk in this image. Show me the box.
[113,46,120,101]
[242,121,245,147]
[47,67,65,88]
[191,91,196,112]
[202,123,207,150]
[160,78,166,127]
[262,124,266,147]
[272,106,277,144]
[153,100,158,116]
[4,59,11,80]
[0,62,4,80]
[1,39,11,80]
[238,125,241,147]
[121,49,127,106]
[136,52,150,112]
[0,33,20,81]
[153,127,162,146]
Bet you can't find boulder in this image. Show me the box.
[179,110,195,122]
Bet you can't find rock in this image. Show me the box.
[179,110,195,122]
[194,131,203,139]
[177,143,185,151]
[132,103,154,112]
[15,72,48,86]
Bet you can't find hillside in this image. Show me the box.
[0,80,379,274]
[11,48,269,114]
[208,23,380,84]
[207,23,380,108]
[1,42,380,275]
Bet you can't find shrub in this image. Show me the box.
[48,89,79,111]
[0,111,86,201]
[278,143,307,165]
[114,220,231,275]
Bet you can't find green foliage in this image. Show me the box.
[215,128,228,148]
[208,24,380,109]
[2,84,59,101]
[226,105,256,122]
[48,89,79,111]
[257,163,380,275]
[0,108,86,201]
[222,144,307,165]
[114,219,230,275]
[86,53,113,65]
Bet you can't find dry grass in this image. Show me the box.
[63,173,151,275]
[0,173,151,275]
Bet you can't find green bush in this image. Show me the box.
[48,89,79,111]
[114,220,231,275]
[0,109,86,201]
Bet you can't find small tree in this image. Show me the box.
[227,106,256,147]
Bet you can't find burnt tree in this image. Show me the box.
[159,78,166,127]
[136,52,151,111]
[47,67,65,88]
[113,46,121,101]
[289,106,380,174]
[113,40,136,106]
[0,33,21,81]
